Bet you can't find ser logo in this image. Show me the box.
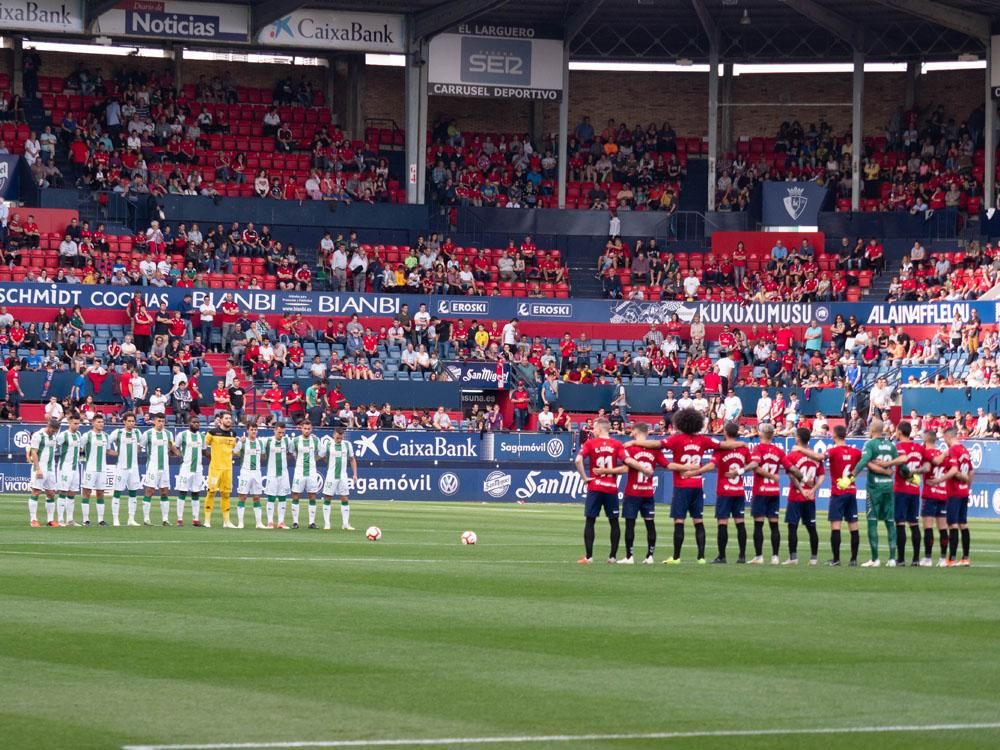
[438,472,459,496]
[461,38,531,86]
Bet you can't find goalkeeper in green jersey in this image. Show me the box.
[840,420,898,567]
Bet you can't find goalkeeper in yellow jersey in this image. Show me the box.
[204,411,238,528]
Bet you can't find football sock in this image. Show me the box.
[56,496,66,523]
[787,523,799,557]
[831,529,842,562]
[159,496,169,523]
[717,523,728,558]
[176,492,187,523]
[322,501,332,528]
[939,530,949,559]
[924,527,934,557]
[291,500,300,525]
[82,498,91,523]
[910,525,921,563]
[266,497,275,524]
[65,497,75,523]
[28,497,38,523]
[277,500,286,525]
[885,520,896,560]
[949,528,959,560]
[583,517,596,558]
[806,522,818,557]
[624,518,636,559]
[96,497,105,523]
[608,517,621,559]
[644,519,656,558]
[694,523,705,559]
[142,498,152,523]
[753,520,764,556]
[236,501,245,526]
[253,503,263,526]
[117,493,126,522]
[867,518,879,560]
[341,501,350,527]
[849,529,860,562]
[672,523,684,559]
[736,522,747,557]
[961,528,970,558]
[45,499,55,523]
[307,501,316,526]
[896,525,907,562]
[191,492,200,522]
[769,520,780,556]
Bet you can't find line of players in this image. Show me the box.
[575,407,974,567]
[26,411,359,531]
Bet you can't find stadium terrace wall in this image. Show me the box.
[0,433,997,518]
[900,389,1000,415]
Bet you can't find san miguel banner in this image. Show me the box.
[0,0,84,32]
[428,24,564,101]
[256,9,404,52]
[762,182,829,227]
[94,0,250,42]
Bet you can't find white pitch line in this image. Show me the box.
[120,722,1000,750]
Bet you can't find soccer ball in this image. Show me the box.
[365,526,382,541]
[461,531,477,545]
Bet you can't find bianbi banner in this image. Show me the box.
[0,0,84,33]
[256,9,404,52]
[428,25,564,101]
[94,0,250,43]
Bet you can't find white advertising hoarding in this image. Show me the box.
[256,9,404,53]
[428,24,564,100]
[93,0,250,43]
[0,0,84,33]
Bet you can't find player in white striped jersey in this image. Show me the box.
[289,421,322,529]
[28,419,61,527]
[56,414,84,526]
[320,428,358,531]
[80,414,111,527]
[235,419,266,529]
[141,414,176,526]
[109,412,143,527]
[174,415,206,526]
[262,422,291,528]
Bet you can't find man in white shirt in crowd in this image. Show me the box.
[717,350,736,392]
[330,241,348,292]
[677,389,694,412]
[502,318,519,347]
[536,404,554,431]
[692,390,709,416]
[58,235,79,267]
[432,407,453,431]
[723,389,743,422]
[44,396,64,423]
[683,272,701,299]
[756,389,773,424]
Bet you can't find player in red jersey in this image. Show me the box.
[712,421,752,564]
[920,429,953,566]
[594,422,667,564]
[747,423,798,564]
[825,425,863,566]
[943,427,974,566]
[784,427,824,565]
[574,418,626,564]
[884,421,926,566]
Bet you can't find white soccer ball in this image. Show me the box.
[365,526,382,541]
[461,530,477,545]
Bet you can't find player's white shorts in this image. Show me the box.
[30,470,58,493]
[237,472,264,497]
[323,477,350,498]
[81,470,105,492]
[291,473,322,496]
[175,471,206,493]
[57,468,81,494]
[114,466,142,492]
[143,468,171,489]
[263,474,291,498]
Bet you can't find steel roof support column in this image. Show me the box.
[707,47,720,212]
[405,40,427,205]
[851,48,864,211]
[557,45,570,209]
[986,42,996,210]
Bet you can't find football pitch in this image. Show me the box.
[2,497,1000,750]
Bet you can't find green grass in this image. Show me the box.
[2,497,1000,750]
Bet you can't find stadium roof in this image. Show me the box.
[199,0,1000,63]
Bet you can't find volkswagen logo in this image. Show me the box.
[545,438,565,458]
[438,472,459,496]
[993,488,1000,516]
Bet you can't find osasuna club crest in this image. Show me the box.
[783,186,808,221]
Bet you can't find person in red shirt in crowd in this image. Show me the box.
[511,381,531,431]
[294,263,312,291]
[285,383,305,422]
[275,259,295,290]
[361,330,379,362]
[212,380,230,415]
[132,306,154,353]
[168,311,186,341]
[747,423,795,564]
[920,428,953,565]
[943,427,973,566]
[326,384,346,414]
[558,333,576,373]
[218,295,240,351]
[22,215,40,248]
[592,422,667,564]
[5,362,23,420]
[784,427,823,565]
[574,417,626,564]
[864,238,884,273]
[263,380,285,422]
[718,324,736,351]
[712,421,752,563]
[774,324,794,352]
[287,339,305,369]
[600,352,618,377]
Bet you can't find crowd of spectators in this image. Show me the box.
[885,239,999,301]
